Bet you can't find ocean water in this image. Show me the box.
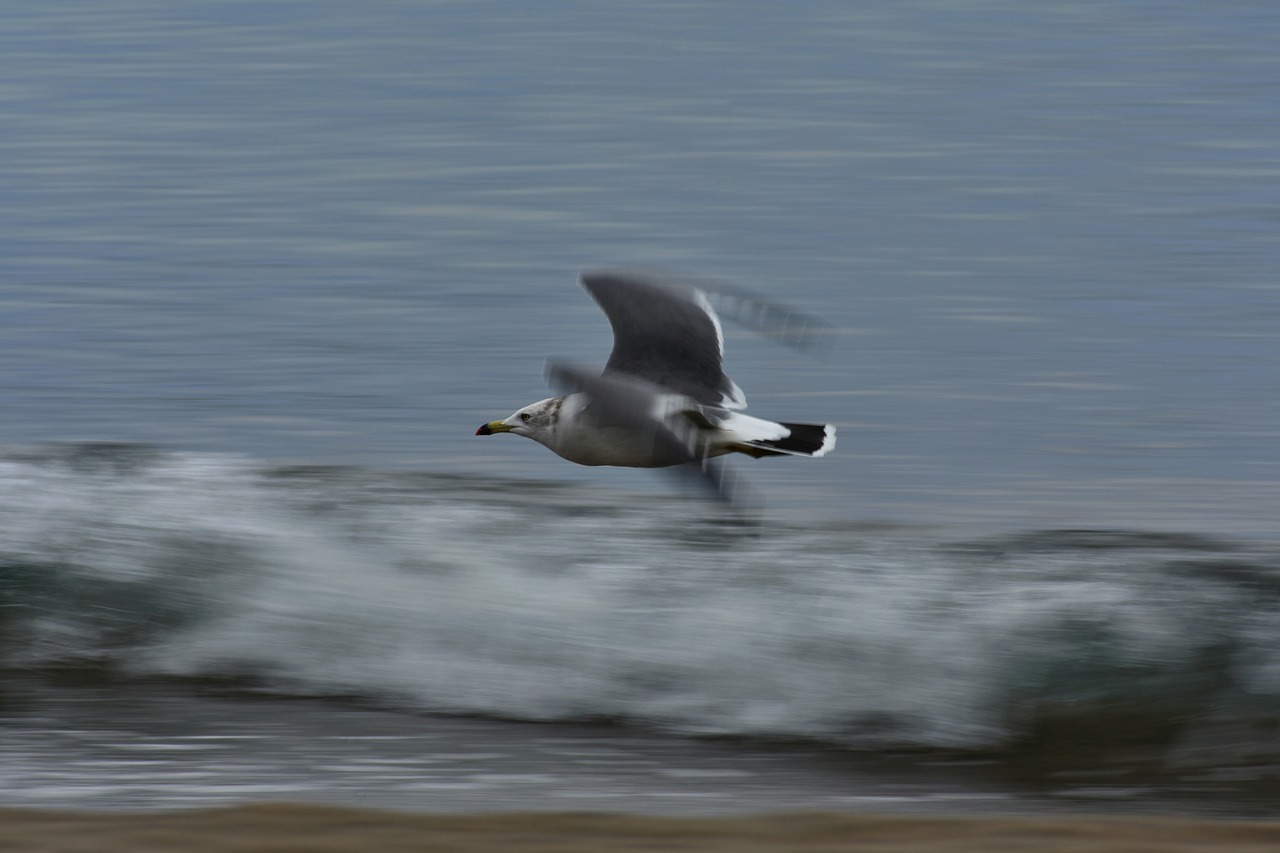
[3,0,1280,817]
[2,445,1279,815]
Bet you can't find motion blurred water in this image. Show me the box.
[2,0,1279,817]
[1,444,1279,814]
[4,0,1280,530]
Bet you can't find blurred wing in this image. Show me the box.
[546,360,758,511]
[579,270,744,408]
[545,360,699,462]
[665,455,761,515]
[699,279,834,358]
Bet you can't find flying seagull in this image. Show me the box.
[475,270,835,505]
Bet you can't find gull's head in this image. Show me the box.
[475,397,562,442]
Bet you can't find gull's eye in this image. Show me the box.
[520,412,532,423]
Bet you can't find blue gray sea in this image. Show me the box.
[2,0,1279,819]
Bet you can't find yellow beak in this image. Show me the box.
[475,420,514,435]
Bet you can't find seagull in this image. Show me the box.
[475,270,835,504]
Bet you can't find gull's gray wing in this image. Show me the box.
[698,280,833,358]
[580,269,833,409]
[579,270,743,408]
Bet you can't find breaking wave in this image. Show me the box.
[2,444,1278,770]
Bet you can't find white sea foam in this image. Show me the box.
[2,445,1277,763]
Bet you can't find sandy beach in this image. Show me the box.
[2,806,1279,853]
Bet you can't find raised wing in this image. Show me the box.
[579,270,744,408]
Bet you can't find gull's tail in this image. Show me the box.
[731,421,836,459]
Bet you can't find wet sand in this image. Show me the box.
[2,805,1279,853]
